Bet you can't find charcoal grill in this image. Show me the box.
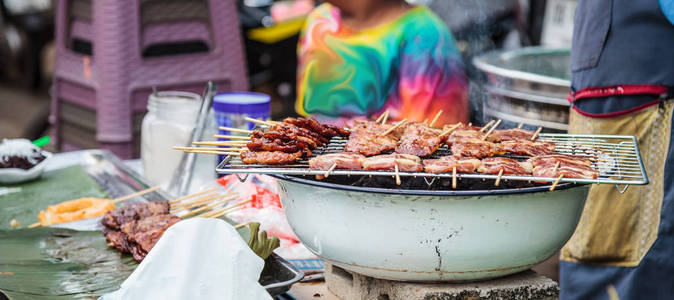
[214,132,647,282]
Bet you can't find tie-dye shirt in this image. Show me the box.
[296,4,469,126]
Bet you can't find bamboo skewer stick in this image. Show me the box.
[429,110,443,127]
[550,174,564,191]
[381,110,390,125]
[170,192,220,210]
[179,194,239,218]
[531,127,543,140]
[379,119,407,136]
[517,123,524,129]
[213,135,252,140]
[375,110,389,123]
[480,120,495,132]
[245,117,275,127]
[184,150,242,156]
[452,167,457,189]
[28,222,40,228]
[111,186,161,204]
[394,164,401,186]
[169,187,218,204]
[481,119,502,141]
[234,222,250,229]
[218,126,252,134]
[198,199,252,219]
[193,141,248,146]
[324,163,337,178]
[438,122,463,138]
[174,146,244,152]
[552,161,561,175]
[210,205,247,219]
[495,169,504,186]
[422,118,429,124]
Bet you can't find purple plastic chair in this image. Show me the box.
[51,0,248,158]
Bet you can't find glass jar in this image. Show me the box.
[141,91,202,187]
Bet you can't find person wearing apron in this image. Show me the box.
[560,0,674,299]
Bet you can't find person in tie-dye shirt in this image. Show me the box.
[296,0,469,126]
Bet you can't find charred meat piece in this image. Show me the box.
[247,136,311,155]
[422,156,482,174]
[491,128,537,141]
[101,202,170,230]
[478,157,533,175]
[268,124,326,145]
[283,117,349,139]
[309,152,365,170]
[121,214,182,259]
[362,154,423,172]
[240,151,303,165]
[532,161,599,179]
[105,230,132,254]
[528,154,592,167]
[395,122,444,157]
[450,139,504,158]
[501,140,556,156]
[344,121,400,156]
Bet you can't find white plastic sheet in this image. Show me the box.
[101,218,272,300]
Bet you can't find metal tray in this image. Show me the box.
[33,150,304,296]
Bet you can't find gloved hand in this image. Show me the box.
[246,222,280,260]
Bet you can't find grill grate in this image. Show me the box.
[215,133,649,187]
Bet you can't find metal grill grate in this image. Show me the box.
[215,133,649,187]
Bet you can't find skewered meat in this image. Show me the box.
[532,161,599,179]
[101,201,170,230]
[105,230,132,253]
[251,130,318,149]
[121,214,182,262]
[422,156,482,174]
[528,154,592,167]
[268,124,327,145]
[450,139,504,158]
[247,136,312,156]
[492,128,536,141]
[501,140,556,156]
[345,121,400,156]
[309,152,365,170]
[240,151,303,165]
[362,154,423,172]
[283,117,349,138]
[478,157,533,175]
[395,122,444,157]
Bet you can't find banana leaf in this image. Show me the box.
[0,228,135,300]
[0,166,108,230]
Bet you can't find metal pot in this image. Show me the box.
[473,47,571,132]
[276,176,588,282]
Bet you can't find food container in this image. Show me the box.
[213,92,271,133]
[0,151,52,184]
[276,175,588,282]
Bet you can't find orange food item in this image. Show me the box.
[37,197,115,226]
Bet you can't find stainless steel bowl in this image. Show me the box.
[473,47,571,131]
[276,176,588,282]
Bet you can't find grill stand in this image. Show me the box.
[325,264,559,300]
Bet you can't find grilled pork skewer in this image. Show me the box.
[422,156,482,174]
[501,140,556,156]
[395,122,445,157]
[308,152,365,170]
[344,121,404,156]
[362,153,423,172]
[450,139,505,158]
[477,157,533,175]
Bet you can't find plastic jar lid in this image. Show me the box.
[213,92,271,114]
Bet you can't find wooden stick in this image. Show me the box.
[394,164,401,186]
[179,194,239,218]
[381,110,390,125]
[495,169,504,186]
[234,222,250,229]
[170,192,220,210]
[550,174,564,191]
[198,199,252,218]
[209,205,246,219]
[379,119,407,136]
[324,163,337,178]
[531,127,543,140]
[193,141,248,146]
[422,118,429,124]
[213,135,252,140]
[480,120,495,132]
[452,167,457,189]
[244,117,275,126]
[111,186,161,204]
[552,161,561,175]
[438,122,463,138]
[375,110,389,123]
[185,150,242,156]
[174,146,244,152]
[182,148,246,153]
[169,187,218,204]
[429,110,443,127]
[28,222,40,228]
[517,122,524,129]
[218,126,252,134]
[481,119,502,141]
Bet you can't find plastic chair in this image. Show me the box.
[51,0,248,158]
